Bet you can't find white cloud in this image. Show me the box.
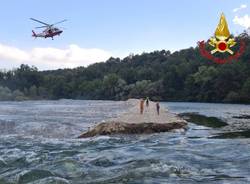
[233,4,247,13]
[0,44,29,62]
[233,14,250,29]
[0,44,112,70]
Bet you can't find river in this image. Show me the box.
[0,100,249,184]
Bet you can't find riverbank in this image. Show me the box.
[78,99,187,138]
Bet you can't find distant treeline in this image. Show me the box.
[1,33,250,103]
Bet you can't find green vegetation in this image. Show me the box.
[0,33,250,103]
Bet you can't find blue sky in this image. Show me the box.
[0,0,249,70]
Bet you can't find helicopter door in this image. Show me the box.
[48,29,53,34]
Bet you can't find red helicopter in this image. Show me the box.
[30,18,67,40]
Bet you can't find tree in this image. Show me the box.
[129,80,152,98]
[29,85,38,98]
[0,86,12,100]
[103,74,121,99]
[240,78,250,102]
[12,90,26,101]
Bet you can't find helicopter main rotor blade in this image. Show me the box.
[51,19,67,26]
[35,26,49,29]
[30,18,50,26]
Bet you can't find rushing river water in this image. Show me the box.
[0,100,249,184]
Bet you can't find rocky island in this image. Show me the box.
[78,99,187,138]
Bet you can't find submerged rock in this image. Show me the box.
[232,115,250,119]
[180,113,228,128]
[211,130,250,139]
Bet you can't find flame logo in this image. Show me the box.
[198,13,245,64]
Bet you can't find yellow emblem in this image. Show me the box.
[209,13,236,55]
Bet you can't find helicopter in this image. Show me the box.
[30,18,67,40]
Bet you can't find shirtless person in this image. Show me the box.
[140,99,144,114]
[145,97,149,107]
[156,102,160,115]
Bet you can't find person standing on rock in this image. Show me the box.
[145,97,149,107]
[156,102,160,115]
[140,99,144,114]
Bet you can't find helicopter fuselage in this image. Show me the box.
[32,28,63,40]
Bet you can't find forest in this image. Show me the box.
[0,33,250,103]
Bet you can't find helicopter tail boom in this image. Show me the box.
[32,30,37,37]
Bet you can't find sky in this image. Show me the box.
[0,0,249,70]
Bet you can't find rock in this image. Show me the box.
[180,113,228,128]
[78,121,187,138]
